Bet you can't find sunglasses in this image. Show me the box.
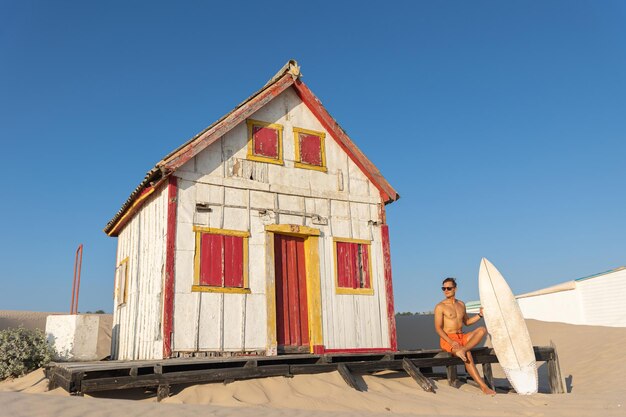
[441,286,455,291]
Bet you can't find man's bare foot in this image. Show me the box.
[454,349,468,362]
[481,386,496,395]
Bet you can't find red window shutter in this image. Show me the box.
[336,242,351,288]
[224,235,244,288]
[199,233,223,286]
[253,126,279,159]
[350,243,359,289]
[360,244,371,289]
[299,133,322,166]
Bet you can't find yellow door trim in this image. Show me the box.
[264,224,323,354]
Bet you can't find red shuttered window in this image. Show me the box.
[192,227,250,294]
[334,238,374,295]
[293,127,326,172]
[247,119,283,165]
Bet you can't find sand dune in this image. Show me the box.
[0,314,624,416]
[0,310,62,332]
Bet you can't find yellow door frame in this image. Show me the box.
[264,224,323,355]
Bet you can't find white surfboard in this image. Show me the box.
[479,258,538,395]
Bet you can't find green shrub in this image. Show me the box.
[0,327,54,380]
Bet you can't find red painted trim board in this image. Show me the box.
[381,224,398,351]
[163,176,178,358]
[163,74,295,172]
[292,79,399,204]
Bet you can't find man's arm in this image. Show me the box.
[434,304,458,349]
[463,305,483,326]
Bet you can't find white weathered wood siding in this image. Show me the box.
[112,187,168,360]
[172,88,390,353]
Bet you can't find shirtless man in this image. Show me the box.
[434,277,496,395]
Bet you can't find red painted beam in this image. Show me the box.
[162,74,296,172]
[163,176,178,358]
[292,79,399,204]
[381,224,398,351]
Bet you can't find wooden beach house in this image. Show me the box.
[104,60,400,360]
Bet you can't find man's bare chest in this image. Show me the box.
[442,304,464,320]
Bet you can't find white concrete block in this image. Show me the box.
[46,315,100,362]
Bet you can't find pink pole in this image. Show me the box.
[70,244,83,314]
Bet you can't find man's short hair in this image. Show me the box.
[442,277,457,287]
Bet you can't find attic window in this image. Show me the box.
[247,119,283,165]
[294,127,326,172]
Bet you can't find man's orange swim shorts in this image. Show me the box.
[440,332,470,353]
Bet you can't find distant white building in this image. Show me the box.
[516,267,626,327]
[468,266,626,328]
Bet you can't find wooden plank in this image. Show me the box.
[534,345,554,361]
[287,237,299,346]
[163,176,178,358]
[337,363,362,391]
[252,125,279,159]
[80,365,291,392]
[274,235,287,346]
[380,225,398,350]
[157,384,170,402]
[53,346,566,396]
[224,235,244,288]
[446,364,459,388]
[289,364,338,375]
[548,340,565,394]
[295,237,309,345]
[482,363,494,390]
[402,358,435,393]
[200,233,223,286]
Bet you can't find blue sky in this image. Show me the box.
[1,1,625,313]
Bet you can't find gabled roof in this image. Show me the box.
[104,60,399,236]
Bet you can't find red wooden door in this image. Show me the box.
[274,234,309,351]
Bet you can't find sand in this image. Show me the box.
[0,313,624,417]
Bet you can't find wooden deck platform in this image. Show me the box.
[45,346,564,400]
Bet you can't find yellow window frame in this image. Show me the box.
[192,226,251,294]
[293,127,327,172]
[333,237,375,295]
[247,119,284,165]
[116,257,129,306]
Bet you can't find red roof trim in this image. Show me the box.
[292,79,399,204]
[105,61,399,236]
[162,73,295,172]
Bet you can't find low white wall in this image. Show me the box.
[46,315,101,361]
[517,290,583,325]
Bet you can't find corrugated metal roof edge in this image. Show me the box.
[574,266,626,282]
[495,266,626,300]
